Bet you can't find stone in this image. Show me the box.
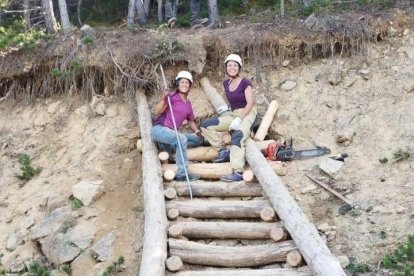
[328,73,342,86]
[72,180,104,206]
[94,102,106,116]
[282,60,290,67]
[359,69,370,75]
[80,24,96,38]
[281,80,297,91]
[74,105,91,117]
[319,158,344,176]
[65,221,96,250]
[6,234,23,251]
[70,252,97,276]
[90,232,116,262]
[300,184,317,194]
[317,223,332,232]
[404,83,414,93]
[371,205,384,214]
[47,101,61,114]
[9,258,25,273]
[31,207,75,240]
[337,255,350,268]
[403,29,409,36]
[39,233,81,265]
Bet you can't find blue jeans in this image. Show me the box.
[152,125,202,177]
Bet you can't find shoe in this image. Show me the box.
[175,174,200,182]
[167,17,177,28]
[221,171,243,182]
[190,18,208,29]
[213,148,230,163]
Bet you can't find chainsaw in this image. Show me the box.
[266,138,331,161]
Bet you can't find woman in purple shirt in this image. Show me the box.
[200,54,257,182]
[152,71,203,181]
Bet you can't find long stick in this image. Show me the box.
[159,65,193,199]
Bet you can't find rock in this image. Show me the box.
[371,205,384,214]
[31,207,76,240]
[72,180,104,206]
[276,109,290,122]
[336,130,354,144]
[105,105,119,117]
[319,158,344,176]
[403,29,409,36]
[80,24,96,38]
[362,74,372,80]
[281,80,297,91]
[74,105,91,117]
[359,69,370,75]
[71,252,97,276]
[282,60,290,67]
[65,221,96,250]
[0,242,39,271]
[47,101,61,114]
[337,255,350,268]
[9,258,25,273]
[94,102,106,116]
[50,269,67,276]
[90,232,116,262]
[404,82,414,93]
[328,73,342,86]
[317,223,332,232]
[6,234,23,251]
[45,195,67,212]
[396,206,406,214]
[39,233,81,265]
[300,184,317,194]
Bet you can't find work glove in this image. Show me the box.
[229,117,242,131]
[217,105,229,115]
[195,130,204,143]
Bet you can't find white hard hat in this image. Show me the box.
[224,54,242,67]
[175,71,193,84]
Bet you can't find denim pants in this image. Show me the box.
[190,0,201,21]
[165,0,177,21]
[152,125,202,177]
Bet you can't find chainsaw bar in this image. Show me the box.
[277,147,331,161]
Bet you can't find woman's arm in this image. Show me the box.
[188,120,200,134]
[153,91,169,115]
[239,85,255,119]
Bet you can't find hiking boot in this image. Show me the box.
[221,171,243,182]
[167,17,177,28]
[176,173,200,182]
[190,18,209,29]
[213,148,230,163]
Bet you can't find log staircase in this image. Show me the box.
[136,84,346,276]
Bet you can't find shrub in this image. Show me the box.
[346,261,370,274]
[393,149,411,162]
[16,154,41,181]
[28,261,50,276]
[70,198,83,211]
[382,235,414,275]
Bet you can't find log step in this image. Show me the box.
[171,266,313,276]
[169,238,296,267]
[168,221,283,239]
[165,181,262,197]
[166,200,272,219]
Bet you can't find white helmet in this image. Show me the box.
[224,54,242,67]
[175,71,193,84]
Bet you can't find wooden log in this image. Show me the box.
[137,139,142,152]
[270,227,288,242]
[166,256,183,272]
[166,200,271,219]
[163,170,175,182]
[168,221,282,239]
[200,77,228,113]
[287,250,303,267]
[158,151,169,164]
[254,100,279,141]
[136,90,168,276]
[166,181,262,197]
[260,206,276,222]
[169,238,296,267]
[162,161,285,180]
[243,169,257,183]
[245,138,345,275]
[167,208,180,220]
[172,266,313,276]
[164,187,177,199]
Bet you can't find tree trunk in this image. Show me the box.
[136,90,168,276]
[173,267,313,276]
[169,238,296,267]
[157,0,163,22]
[280,0,285,17]
[57,0,72,36]
[127,0,136,27]
[165,181,262,197]
[23,0,31,31]
[166,200,272,219]
[136,0,148,25]
[207,0,219,25]
[168,221,282,239]
[42,0,58,33]
[245,139,346,275]
[77,0,82,26]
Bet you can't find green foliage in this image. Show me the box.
[0,20,49,50]
[379,157,389,164]
[70,198,83,210]
[82,35,94,45]
[101,256,125,275]
[380,230,388,239]
[346,261,370,274]
[382,235,414,275]
[393,149,411,162]
[357,0,393,8]
[28,261,50,276]
[176,13,191,27]
[349,208,361,217]
[0,265,5,276]
[51,59,80,80]
[60,264,71,275]
[16,154,41,181]
[299,0,333,16]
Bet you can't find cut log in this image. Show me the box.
[136,90,168,276]
[270,227,288,242]
[172,266,313,276]
[166,256,183,272]
[169,238,296,267]
[167,208,180,220]
[137,139,142,152]
[243,169,257,183]
[164,187,177,199]
[158,151,169,164]
[162,161,285,180]
[166,200,271,219]
[163,170,175,182]
[168,221,282,239]
[200,77,228,113]
[254,100,279,141]
[166,181,262,197]
[287,250,303,267]
[260,206,276,222]
[245,138,345,275]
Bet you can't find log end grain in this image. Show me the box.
[166,256,183,272]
